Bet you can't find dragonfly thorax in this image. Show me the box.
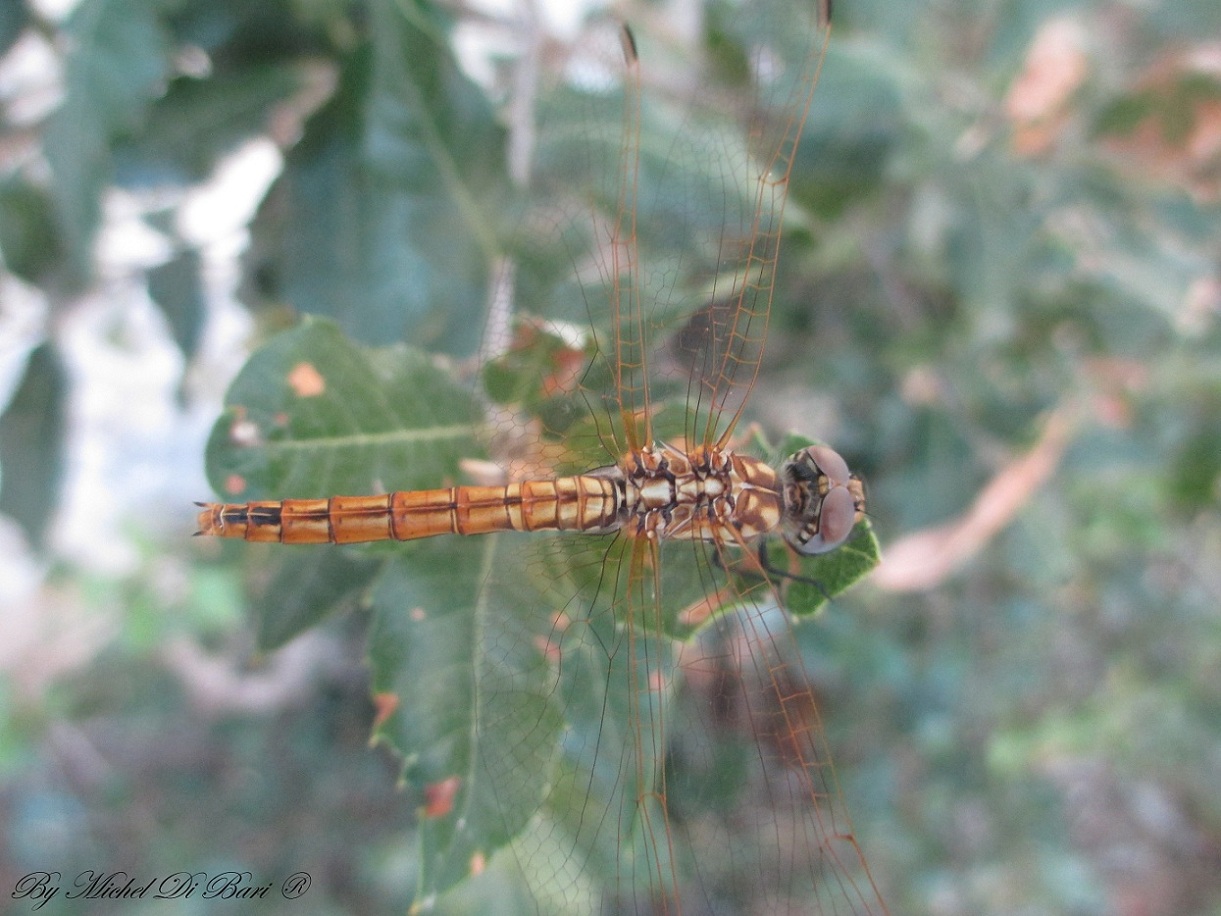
[605,443,862,551]
[779,445,866,555]
[607,443,785,543]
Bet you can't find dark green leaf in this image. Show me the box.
[368,538,564,901]
[165,0,329,61]
[204,316,481,501]
[44,0,176,288]
[243,0,506,355]
[785,521,882,614]
[0,0,28,60]
[147,247,206,361]
[115,65,303,186]
[0,343,67,549]
[0,178,62,285]
[255,546,381,650]
[791,44,903,215]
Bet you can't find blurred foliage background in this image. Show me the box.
[1,0,1219,913]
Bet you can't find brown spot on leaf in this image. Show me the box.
[541,344,586,396]
[224,474,246,496]
[371,692,399,731]
[534,633,562,664]
[423,776,462,819]
[287,361,326,398]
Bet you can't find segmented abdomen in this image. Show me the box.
[196,476,622,544]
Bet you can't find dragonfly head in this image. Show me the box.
[780,445,865,555]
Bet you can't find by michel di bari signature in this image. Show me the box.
[11,870,311,909]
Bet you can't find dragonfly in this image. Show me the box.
[198,0,884,912]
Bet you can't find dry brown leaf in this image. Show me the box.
[1101,43,1221,201]
[1006,17,1089,156]
[874,407,1076,592]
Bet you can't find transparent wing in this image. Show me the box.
[470,1,886,911]
[370,527,884,912]
[513,0,829,452]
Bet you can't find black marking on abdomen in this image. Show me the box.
[246,505,282,527]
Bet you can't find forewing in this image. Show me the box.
[528,0,833,451]
[504,1,835,452]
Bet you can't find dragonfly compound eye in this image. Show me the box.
[798,484,856,554]
[805,443,850,486]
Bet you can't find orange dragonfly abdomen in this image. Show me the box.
[196,474,622,544]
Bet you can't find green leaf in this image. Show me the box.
[0,178,62,285]
[0,343,67,549]
[243,0,506,355]
[204,316,480,501]
[255,546,381,650]
[147,247,206,361]
[0,1,27,57]
[44,0,176,287]
[115,65,303,187]
[368,538,564,903]
[537,585,679,907]
[785,521,882,614]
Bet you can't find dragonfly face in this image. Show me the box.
[781,445,866,555]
